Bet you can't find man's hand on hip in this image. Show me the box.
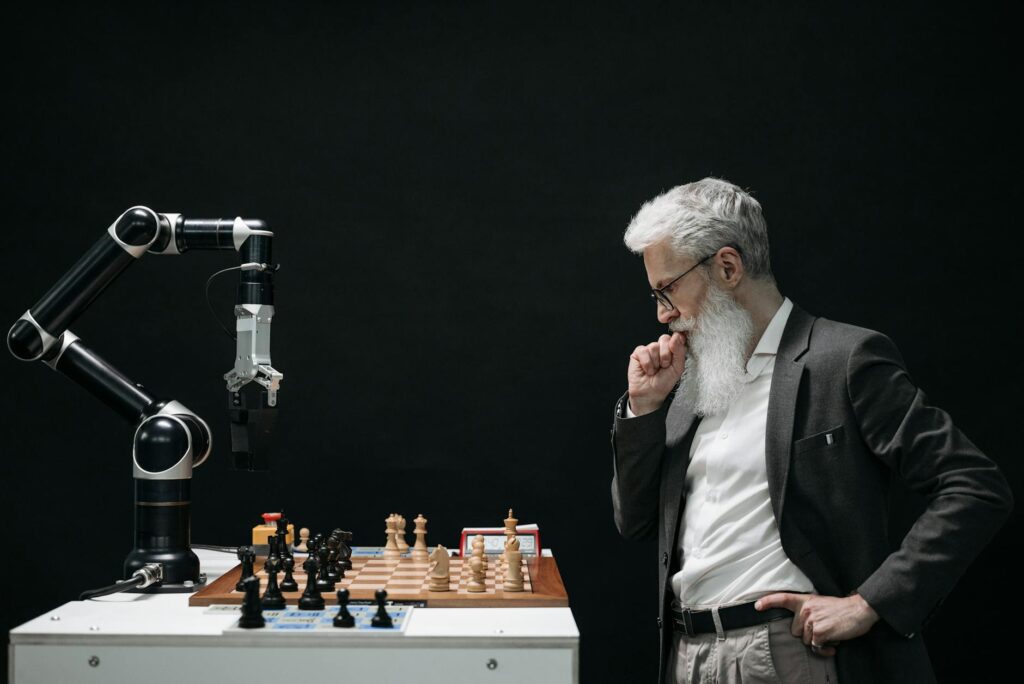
[627,332,687,416]
[754,592,880,658]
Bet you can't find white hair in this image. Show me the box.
[623,177,774,280]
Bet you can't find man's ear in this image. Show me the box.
[716,246,744,288]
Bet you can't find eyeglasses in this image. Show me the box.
[650,253,715,311]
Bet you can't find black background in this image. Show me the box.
[2,3,1019,682]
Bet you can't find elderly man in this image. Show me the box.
[610,178,1013,683]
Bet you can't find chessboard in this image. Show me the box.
[190,554,568,608]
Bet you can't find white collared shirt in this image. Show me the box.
[673,296,815,606]
[629,297,816,607]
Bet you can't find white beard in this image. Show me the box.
[669,281,754,417]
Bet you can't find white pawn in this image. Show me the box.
[467,535,487,593]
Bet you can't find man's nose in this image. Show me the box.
[657,304,679,325]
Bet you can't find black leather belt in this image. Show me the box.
[671,601,792,637]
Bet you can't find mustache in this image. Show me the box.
[669,317,697,334]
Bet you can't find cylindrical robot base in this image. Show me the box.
[123,479,205,593]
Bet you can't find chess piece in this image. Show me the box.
[326,529,351,579]
[276,517,292,561]
[316,546,336,592]
[371,589,393,628]
[280,555,299,592]
[311,532,325,556]
[324,534,341,582]
[395,514,409,553]
[236,546,256,591]
[411,514,429,561]
[336,529,353,571]
[333,588,355,628]
[238,576,265,628]
[262,555,286,609]
[468,535,487,592]
[503,535,524,592]
[383,515,400,559]
[298,555,325,610]
[266,534,280,569]
[428,544,450,592]
[501,508,517,570]
[296,528,310,553]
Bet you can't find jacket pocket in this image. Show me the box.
[793,424,846,454]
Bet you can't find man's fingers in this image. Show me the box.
[757,593,805,637]
[754,593,799,612]
[669,333,687,372]
[631,335,688,378]
[658,335,673,368]
[645,341,663,371]
[631,347,649,376]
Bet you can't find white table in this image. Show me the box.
[8,549,579,683]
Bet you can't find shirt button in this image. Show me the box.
[661,552,669,566]
[720,432,729,440]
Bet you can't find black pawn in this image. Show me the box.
[280,555,299,592]
[371,589,392,628]
[238,576,265,629]
[236,546,256,591]
[316,546,335,592]
[262,556,286,610]
[333,589,355,628]
[298,555,325,610]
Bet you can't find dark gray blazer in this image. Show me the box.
[611,302,1014,683]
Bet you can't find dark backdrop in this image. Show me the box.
[2,3,1019,682]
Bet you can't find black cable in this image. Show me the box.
[205,265,242,340]
[79,575,145,601]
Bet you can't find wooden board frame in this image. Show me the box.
[189,554,569,608]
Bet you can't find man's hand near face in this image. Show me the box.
[627,331,687,416]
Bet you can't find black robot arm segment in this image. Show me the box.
[46,332,158,422]
[8,206,160,362]
[149,214,272,255]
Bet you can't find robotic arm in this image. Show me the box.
[7,206,283,591]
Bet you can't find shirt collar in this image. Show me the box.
[744,297,794,378]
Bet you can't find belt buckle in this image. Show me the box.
[681,608,695,637]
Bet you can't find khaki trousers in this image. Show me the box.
[666,610,838,683]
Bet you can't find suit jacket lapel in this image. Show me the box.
[765,304,814,527]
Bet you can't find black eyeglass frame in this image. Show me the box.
[649,244,741,311]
